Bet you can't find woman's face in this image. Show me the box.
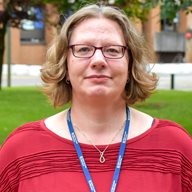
[67,17,129,102]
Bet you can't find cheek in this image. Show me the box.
[66,55,75,80]
[121,59,129,78]
[67,58,88,81]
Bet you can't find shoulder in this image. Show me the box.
[155,119,192,189]
[155,119,191,140]
[0,120,67,191]
[128,118,192,190]
[0,120,46,163]
[152,118,192,154]
[1,120,44,148]
[0,121,43,182]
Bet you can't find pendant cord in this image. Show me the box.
[74,122,125,163]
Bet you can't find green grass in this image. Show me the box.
[0,87,63,144]
[134,90,192,135]
[0,87,191,144]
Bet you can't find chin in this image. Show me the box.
[87,87,111,96]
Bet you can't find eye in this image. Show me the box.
[104,46,121,56]
[75,45,93,55]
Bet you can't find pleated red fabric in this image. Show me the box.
[0,119,191,192]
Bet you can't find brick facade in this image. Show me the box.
[2,5,192,64]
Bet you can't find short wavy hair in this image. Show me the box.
[41,4,158,107]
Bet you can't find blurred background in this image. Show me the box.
[0,0,192,143]
[0,0,192,89]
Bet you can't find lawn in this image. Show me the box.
[0,87,62,144]
[0,87,191,144]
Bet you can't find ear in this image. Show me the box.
[65,71,70,84]
[65,61,70,81]
[66,72,70,81]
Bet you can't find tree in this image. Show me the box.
[0,0,43,90]
[160,0,192,21]
[44,0,157,21]
[43,0,192,22]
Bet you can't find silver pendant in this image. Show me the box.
[99,152,105,163]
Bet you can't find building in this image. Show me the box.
[1,4,192,66]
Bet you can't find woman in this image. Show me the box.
[0,4,191,192]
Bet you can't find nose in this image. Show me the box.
[89,49,107,69]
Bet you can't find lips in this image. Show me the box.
[85,75,112,79]
[84,74,112,83]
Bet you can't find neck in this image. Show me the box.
[70,97,127,140]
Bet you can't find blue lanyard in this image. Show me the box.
[67,107,130,192]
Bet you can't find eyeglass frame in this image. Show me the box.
[68,44,128,59]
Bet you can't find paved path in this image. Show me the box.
[156,74,192,90]
[2,73,192,90]
[2,63,192,90]
[2,75,42,87]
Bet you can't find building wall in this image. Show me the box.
[2,4,58,65]
[15,28,46,65]
[2,5,192,64]
[186,13,192,62]
[4,28,47,65]
[143,6,161,46]
[178,11,187,33]
[145,8,191,62]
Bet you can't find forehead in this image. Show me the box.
[69,17,126,45]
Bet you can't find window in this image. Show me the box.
[20,7,44,44]
[161,16,179,32]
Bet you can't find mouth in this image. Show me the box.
[85,75,112,79]
[85,75,112,83]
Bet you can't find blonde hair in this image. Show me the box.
[41,4,158,107]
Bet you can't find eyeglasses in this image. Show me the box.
[69,44,127,59]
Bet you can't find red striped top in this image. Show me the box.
[0,119,191,192]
